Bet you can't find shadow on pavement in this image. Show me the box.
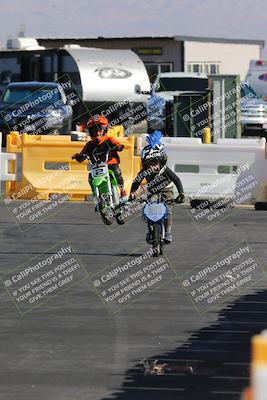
[102,289,267,400]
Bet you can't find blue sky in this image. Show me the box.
[0,0,266,54]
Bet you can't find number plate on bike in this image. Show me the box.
[143,202,167,223]
[91,164,108,177]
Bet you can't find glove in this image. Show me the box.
[176,193,185,204]
[72,153,86,162]
[129,191,140,202]
[128,194,135,202]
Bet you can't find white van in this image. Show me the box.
[246,60,267,98]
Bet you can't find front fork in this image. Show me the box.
[148,221,165,243]
[94,186,100,211]
[101,173,119,209]
[161,222,165,242]
[106,174,114,208]
[93,174,119,209]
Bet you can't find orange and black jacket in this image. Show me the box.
[76,136,124,164]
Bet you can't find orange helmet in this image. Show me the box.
[87,115,108,128]
[87,115,109,138]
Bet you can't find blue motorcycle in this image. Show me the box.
[143,194,169,257]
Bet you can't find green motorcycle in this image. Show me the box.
[88,153,125,225]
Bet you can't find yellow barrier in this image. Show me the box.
[107,125,124,138]
[240,330,267,400]
[203,127,212,144]
[241,388,253,400]
[6,133,137,201]
[8,131,23,152]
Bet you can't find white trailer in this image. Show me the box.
[0,38,150,128]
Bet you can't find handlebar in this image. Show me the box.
[128,196,184,205]
[72,151,109,164]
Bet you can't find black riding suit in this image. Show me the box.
[130,165,184,235]
[75,136,125,189]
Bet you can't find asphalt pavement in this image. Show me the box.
[0,199,267,400]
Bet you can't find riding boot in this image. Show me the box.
[164,217,172,244]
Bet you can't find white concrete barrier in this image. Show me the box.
[163,137,202,144]
[0,132,16,181]
[3,132,267,203]
[140,135,267,202]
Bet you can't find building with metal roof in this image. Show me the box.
[37,35,265,81]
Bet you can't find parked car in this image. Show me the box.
[240,81,267,136]
[0,81,73,147]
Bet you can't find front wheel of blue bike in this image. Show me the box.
[152,224,162,257]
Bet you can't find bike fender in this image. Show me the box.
[109,170,118,187]
[92,176,108,187]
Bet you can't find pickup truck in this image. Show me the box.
[240,82,267,136]
[0,81,73,147]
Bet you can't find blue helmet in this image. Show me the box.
[141,131,167,168]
